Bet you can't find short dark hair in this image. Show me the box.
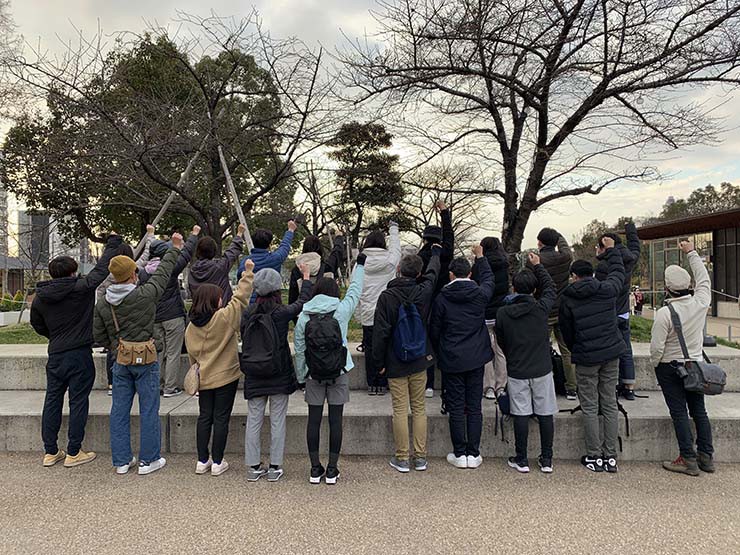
[399,255,423,278]
[312,277,340,299]
[571,259,594,278]
[49,256,78,279]
[598,232,622,248]
[363,230,386,250]
[196,237,218,260]
[190,284,222,319]
[512,269,538,294]
[302,235,324,256]
[537,228,560,247]
[449,257,472,278]
[115,243,134,259]
[252,229,273,250]
[481,236,507,261]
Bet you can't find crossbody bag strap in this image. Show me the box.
[666,303,691,361]
[109,304,121,336]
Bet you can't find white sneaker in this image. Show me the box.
[446,453,468,469]
[467,455,483,469]
[483,387,496,400]
[115,457,137,475]
[138,457,166,475]
[211,460,229,476]
[196,459,212,475]
[425,388,434,398]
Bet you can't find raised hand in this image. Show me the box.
[288,220,298,233]
[191,225,201,236]
[146,224,155,235]
[528,252,541,266]
[472,244,483,258]
[237,223,246,237]
[602,236,616,250]
[171,232,184,250]
[243,258,255,273]
[298,263,311,280]
[680,240,695,254]
[435,200,447,212]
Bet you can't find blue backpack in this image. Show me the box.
[393,290,427,362]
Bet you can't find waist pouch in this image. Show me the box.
[117,338,157,366]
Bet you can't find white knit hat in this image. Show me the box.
[665,265,691,292]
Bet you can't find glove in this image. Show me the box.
[356,252,367,266]
[431,244,443,256]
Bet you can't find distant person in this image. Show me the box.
[418,201,454,398]
[288,233,345,305]
[293,255,366,485]
[241,265,313,482]
[185,260,255,477]
[31,233,122,468]
[138,229,199,398]
[651,240,714,476]
[496,253,557,474]
[372,245,442,473]
[472,236,509,400]
[430,245,494,470]
[237,220,297,286]
[356,221,402,395]
[535,227,576,400]
[188,224,245,303]
[558,237,625,474]
[633,287,645,316]
[94,233,184,476]
[595,222,641,400]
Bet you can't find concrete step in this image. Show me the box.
[2,343,740,393]
[2,389,740,462]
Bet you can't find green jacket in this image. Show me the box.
[94,247,181,350]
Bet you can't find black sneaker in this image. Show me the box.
[581,455,604,473]
[507,456,530,473]
[621,388,636,401]
[566,390,578,401]
[603,457,618,473]
[310,464,325,485]
[377,386,387,396]
[538,456,553,474]
[367,386,377,396]
[325,465,340,485]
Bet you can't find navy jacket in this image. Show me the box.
[558,247,626,366]
[429,256,495,373]
[472,251,509,320]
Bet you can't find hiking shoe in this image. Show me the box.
[64,450,97,468]
[446,453,468,469]
[467,455,483,469]
[247,466,267,482]
[566,390,578,401]
[483,387,496,400]
[538,457,553,474]
[389,457,411,473]
[267,467,284,482]
[325,466,340,485]
[697,451,715,473]
[116,457,137,475]
[163,388,183,398]
[138,457,166,475]
[43,450,66,467]
[196,459,212,475]
[425,388,434,398]
[581,455,604,473]
[507,457,530,473]
[211,460,229,476]
[368,386,377,396]
[603,457,618,473]
[663,455,700,476]
[377,386,387,396]
[414,457,428,471]
[310,464,325,485]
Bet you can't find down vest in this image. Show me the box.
[595,222,641,315]
[537,235,573,319]
[558,247,626,366]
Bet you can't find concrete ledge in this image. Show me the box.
[3,390,740,462]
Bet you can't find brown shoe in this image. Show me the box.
[42,450,66,467]
[697,451,715,473]
[64,449,97,468]
[662,455,700,476]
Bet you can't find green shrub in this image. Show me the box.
[12,291,25,311]
[0,294,14,312]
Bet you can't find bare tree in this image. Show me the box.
[340,0,740,252]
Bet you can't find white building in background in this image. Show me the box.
[0,186,8,257]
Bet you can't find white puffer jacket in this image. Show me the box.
[356,223,402,326]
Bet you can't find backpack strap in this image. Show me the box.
[666,303,691,361]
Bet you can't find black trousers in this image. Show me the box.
[42,347,96,456]
[444,367,484,457]
[362,326,387,388]
[197,379,239,464]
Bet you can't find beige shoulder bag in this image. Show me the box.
[110,305,157,366]
[184,325,209,396]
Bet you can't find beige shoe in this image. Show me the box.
[43,450,66,467]
[64,449,97,468]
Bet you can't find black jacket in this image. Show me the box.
[138,234,197,323]
[595,222,640,315]
[473,251,509,320]
[495,264,556,380]
[31,235,122,355]
[430,256,494,373]
[536,235,573,319]
[419,208,454,295]
[371,249,441,379]
[558,247,626,366]
[240,280,313,399]
[287,240,344,305]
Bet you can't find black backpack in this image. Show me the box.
[241,305,280,379]
[551,349,566,396]
[305,311,346,382]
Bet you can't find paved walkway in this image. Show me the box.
[2,453,739,554]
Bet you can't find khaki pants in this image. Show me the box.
[388,371,427,461]
[483,322,507,393]
[549,319,577,392]
[154,317,186,393]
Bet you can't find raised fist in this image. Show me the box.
[435,200,447,212]
[602,236,615,250]
[171,232,184,250]
[146,224,155,235]
[191,225,201,236]
[528,252,541,266]
[237,223,246,236]
[288,220,298,232]
[298,263,311,280]
[680,240,695,254]
[472,244,483,258]
[243,258,255,273]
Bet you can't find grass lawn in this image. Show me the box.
[0,323,48,344]
[631,315,740,349]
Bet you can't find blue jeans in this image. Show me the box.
[618,317,635,385]
[110,361,161,466]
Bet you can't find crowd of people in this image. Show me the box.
[29,204,717,482]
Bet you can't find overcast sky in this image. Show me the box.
[12,1,740,247]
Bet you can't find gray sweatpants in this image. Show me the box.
[154,317,186,394]
[245,394,289,467]
[576,359,619,459]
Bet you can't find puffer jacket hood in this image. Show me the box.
[145,258,161,275]
[362,247,395,274]
[35,277,78,304]
[356,223,401,326]
[562,277,600,300]
[302,294,341,315]
[295,252,322,276]
[105,283,136,306]
[504,294,538,318]
[440,279,478,303]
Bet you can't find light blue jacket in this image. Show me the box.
[294,265,365,384]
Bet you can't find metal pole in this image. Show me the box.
[133,191,176,259]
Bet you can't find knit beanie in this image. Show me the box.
[149,239,169,259]
[665,265,691,292]
[422,225,443,242]
[253,268,283,297]
[537,228,560,247]
[109,255,137,283]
